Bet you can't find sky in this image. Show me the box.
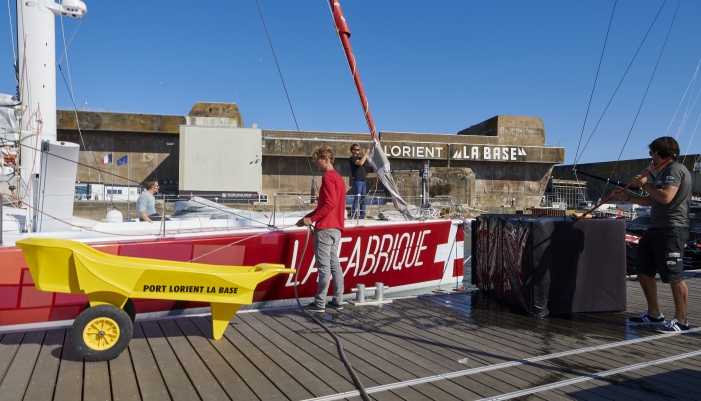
[1,0,701,165]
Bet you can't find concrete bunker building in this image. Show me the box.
[57,102,564,211]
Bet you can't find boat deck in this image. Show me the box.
[2,278,701,401]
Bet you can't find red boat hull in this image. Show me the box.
[0,221,464,326]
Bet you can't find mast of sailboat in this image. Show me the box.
[15,0,86,231]
[328,0,419,219]
[328,0,378,143]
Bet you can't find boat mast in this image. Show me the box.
[329,1,428,218]
[16,0,86,231]
[16,0,86,191]
[328,0,379,143]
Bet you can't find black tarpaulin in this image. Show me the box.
[473,215,626,317]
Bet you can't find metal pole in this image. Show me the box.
[111,157,114,208]
[273,193,277,228]
[160,195,166,236]
[127,157,130,220]
[0,196,3,245]
[310,178,316,204]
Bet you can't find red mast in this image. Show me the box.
[328,0,379,143]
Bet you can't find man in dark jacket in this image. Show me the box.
[349,143,370,219]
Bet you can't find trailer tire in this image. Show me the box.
[71,305,133,362]
[84,298,136,322]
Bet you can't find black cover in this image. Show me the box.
[472,215,627,316]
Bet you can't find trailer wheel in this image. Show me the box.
[71,304,133,362]
[84,298,136,322]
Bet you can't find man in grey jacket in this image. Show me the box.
[137,178,162,222]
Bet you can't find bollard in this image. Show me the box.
[350,282,392,305]
[375,282,384,301]
[355,284,366,303]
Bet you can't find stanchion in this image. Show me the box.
[160,196,166,236]
[0,196,3,245]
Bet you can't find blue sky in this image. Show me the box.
[1,0,701,165]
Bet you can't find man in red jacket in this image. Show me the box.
[296,145,347,313]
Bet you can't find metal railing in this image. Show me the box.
[67,190,486,225]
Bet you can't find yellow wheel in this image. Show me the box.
[71,304,133,362]
[83,316,120,351]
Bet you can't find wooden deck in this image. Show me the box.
[2,277,701,401]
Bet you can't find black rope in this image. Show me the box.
[572,0,617,171]
[573,0,668,167]
[293,227,372,401]
[604,0,680,197]
[255,0,316,182]
[57,64,111,213]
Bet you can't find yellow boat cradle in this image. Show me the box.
[17,238,294,362]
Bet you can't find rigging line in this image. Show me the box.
[255,0,316,181]
[57,13,108,209]
[675,70,698,140]
[665,57,701,137]
[19,140,137,186]
[675,81,701,143]
[0,191,162,237]
[681,110,701,165]
[18,136,300,229]
[57,52,108,199]
[16,106,42,206]
[5,0,15,62]
[182,197,298,228]
[6,141,257,223]
[57,17,82,65]
[2,189,289,240]
[572,0,617,171]
[673,71,699,141]
[188,231,270,262]
[573,0,668,167]
[675,55,701,141]
[605,0,680,197]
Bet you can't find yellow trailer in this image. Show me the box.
[17,238,294,361]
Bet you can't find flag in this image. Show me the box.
[101,154,112,164]
[117,155,128,166]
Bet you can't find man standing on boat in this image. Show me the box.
[613,136,692,333]
[137,178,162,222]
[349,143,370,219]
[296,146,346,313]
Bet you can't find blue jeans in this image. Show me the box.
[313,228,343,308]
[351,180,367,218]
